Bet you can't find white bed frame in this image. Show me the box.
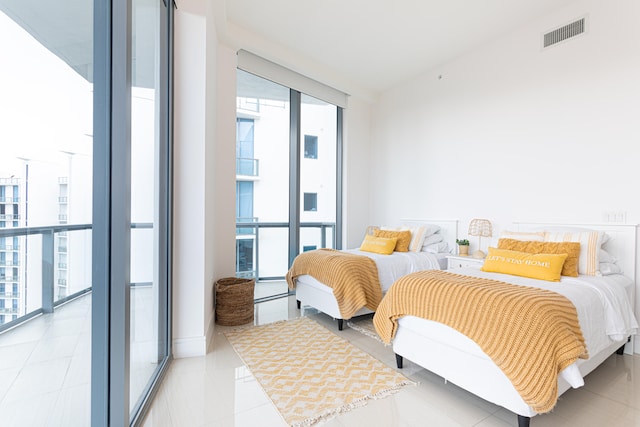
[392,222,638,427]
[295,219,459,330]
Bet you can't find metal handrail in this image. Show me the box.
[234,221,336,280]
[0,222,153,334]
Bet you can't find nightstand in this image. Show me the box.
[446,255,484,270]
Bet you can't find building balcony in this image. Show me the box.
[0,177,19,185]
[0,222,157,425]
[236,157,259,177]
[0,214,20,220]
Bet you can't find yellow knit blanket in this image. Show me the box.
[373,270,588,413]
[286,249,382,319]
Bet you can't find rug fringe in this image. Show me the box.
[291,380,417,427]
[346,320,388,346]
[220,318,292,335]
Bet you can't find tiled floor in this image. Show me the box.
[143,296,640,427]
[0,289,159,427]
[0,294,92,427]
[2,292,639,426]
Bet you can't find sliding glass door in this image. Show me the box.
[93,0,172,425]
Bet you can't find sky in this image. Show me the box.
[0,11,93,176]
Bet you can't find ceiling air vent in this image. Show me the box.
[543,17,586,48]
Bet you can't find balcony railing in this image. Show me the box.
[0,214,20,220]
[236,157,259,177]
[0,197,20,203]
[0,223,92,333]
[235,220,336,280]
[0,222,153,333]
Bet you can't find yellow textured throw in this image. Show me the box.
[373,270,588,413]
[286,249,382,319]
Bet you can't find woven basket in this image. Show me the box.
[215,277,255,326]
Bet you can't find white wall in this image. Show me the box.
[370,0,640,247]
[343,97,374,249]
[173,5,210,358]
[173,0,237,357]
[369,0,640,336]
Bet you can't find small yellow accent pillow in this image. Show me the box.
[373,229,412,252]
[497,239,580,277]
[481,247,568,282]
[360,235,398,255]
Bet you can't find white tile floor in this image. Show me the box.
[0,294,92,427]
[2,292,639,426]
[143,296,640,427]
[0,289,159,427]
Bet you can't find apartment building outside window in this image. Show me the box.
[235,62,343,301]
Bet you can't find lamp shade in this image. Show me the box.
[468,218,492,237]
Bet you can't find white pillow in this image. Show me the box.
[599,262,622,276]
[382,224,442,252]
[423,241,449,253]
[544,230,607,276]
[599,248,617,264]
[402,222,441,236]
[422,233,444,248]
[500,230,546,241]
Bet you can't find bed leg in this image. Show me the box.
[296,300,301,309]
[338,319,343,331]
[616,337,631,355]
[517,415,530,427]
[395,354,403,369]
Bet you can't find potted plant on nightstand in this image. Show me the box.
[456,239,470,256]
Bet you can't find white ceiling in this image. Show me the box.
[215,0,578,99]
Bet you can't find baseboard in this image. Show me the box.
[172,335,207,358]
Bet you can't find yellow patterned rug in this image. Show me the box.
[224,316,415,426]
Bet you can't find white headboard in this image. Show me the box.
[401,218,459,254]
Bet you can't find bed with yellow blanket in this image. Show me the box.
[373,222,638,427]
[287,219,458,330]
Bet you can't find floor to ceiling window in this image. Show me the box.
[129,0,171,420]
[0,1,171,425]
[236,70,291,299]
[235,52,344,301]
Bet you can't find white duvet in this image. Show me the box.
[343,249,444,292]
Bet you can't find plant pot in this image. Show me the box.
[458,245,469,256]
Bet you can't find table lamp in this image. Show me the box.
[468,218,492,259]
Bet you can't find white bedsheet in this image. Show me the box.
[444,267,638,387]
[342,249,444,292]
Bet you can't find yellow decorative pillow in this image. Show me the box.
[374,229,412,252]
[481,247,568,282]
[360,235,398,255]
[497,239,580,277]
